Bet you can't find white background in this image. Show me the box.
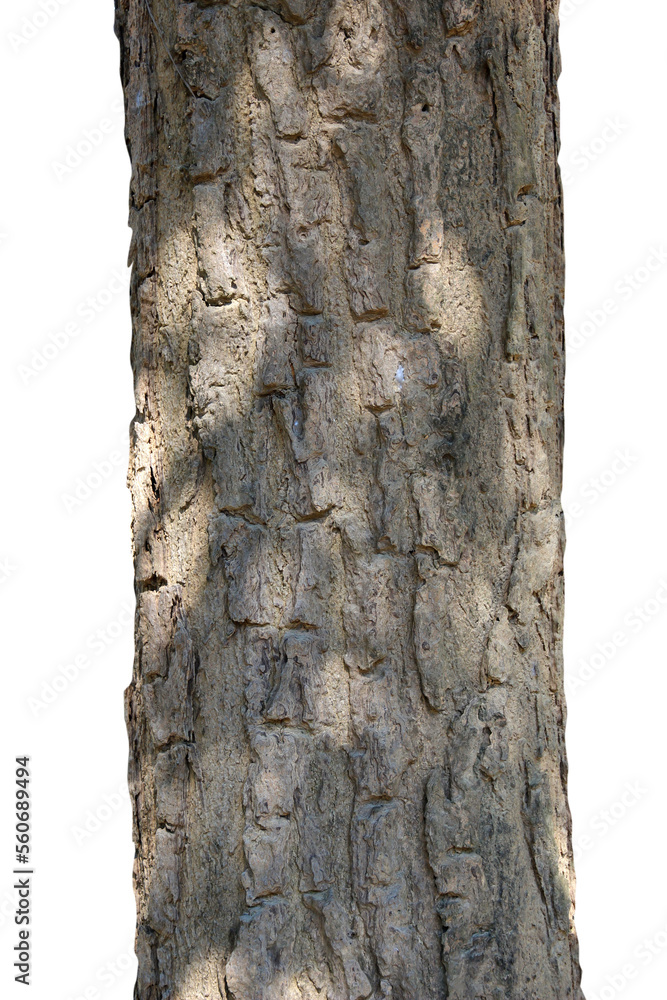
[0,2,665,999]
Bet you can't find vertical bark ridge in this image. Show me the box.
[116,0,583,997]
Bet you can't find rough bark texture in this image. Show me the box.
[116,1,583,998]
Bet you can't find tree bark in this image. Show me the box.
[116,0,583,997]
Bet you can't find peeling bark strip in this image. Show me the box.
[116,1,582,998]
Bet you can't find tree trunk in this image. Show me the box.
[116,0,583,997]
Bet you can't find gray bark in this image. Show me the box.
[115,0,583,997]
